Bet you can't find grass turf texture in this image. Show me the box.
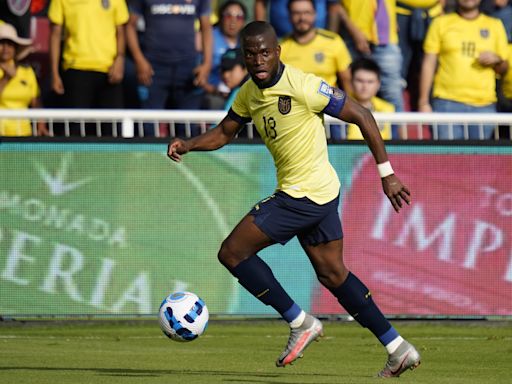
[0,320,511,384]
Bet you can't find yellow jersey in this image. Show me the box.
[346,96,394,140]
[424,13,509,106]
[0,65,40,136]
[396,0,442,17]
[502,44,512,99]
[341,0,398,45]
[48,0,129,73]
[280,29,352,87]
[231,65,341,204]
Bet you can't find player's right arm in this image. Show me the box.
[167,115,243,162]
[338,97,411,212]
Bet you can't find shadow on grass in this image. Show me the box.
[0,366,341,384]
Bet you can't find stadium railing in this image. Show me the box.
[0,109,511,140]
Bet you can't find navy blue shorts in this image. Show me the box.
[249,191,343,246]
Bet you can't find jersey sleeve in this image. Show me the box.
[494,19,509,61]
[229,83,252,123]
[47,0,64,25]
[423,17,441,54]
[115,0,130,25]
[197,0,212,17]
[303,73,346,117]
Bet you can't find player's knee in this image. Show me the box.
[217,239,244,269]
[316,265,349,289]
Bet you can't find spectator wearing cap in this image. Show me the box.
[220,48,249,110]
[0,23,47,136]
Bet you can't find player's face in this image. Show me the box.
[351,69,380,103]
[289,1,316,35]
[242,33,281,87]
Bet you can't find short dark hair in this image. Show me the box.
[287,0,316,11]
[350,57,381,79]
[218,0,247,21]
[240,21,278,47]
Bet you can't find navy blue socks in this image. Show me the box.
[330,272,399,346]
[231,255,301,322]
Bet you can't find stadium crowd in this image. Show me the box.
[0,0,511,138]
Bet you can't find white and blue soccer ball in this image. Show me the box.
[158,291,209,342]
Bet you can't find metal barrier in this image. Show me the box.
[0,109,511,140]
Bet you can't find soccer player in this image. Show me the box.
[168,21,420,378]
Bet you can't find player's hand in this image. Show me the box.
[167,138,190,162]
[381,174,411,213]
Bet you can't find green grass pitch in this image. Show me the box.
[0,320,511,384]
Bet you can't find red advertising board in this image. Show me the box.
[312,154,512,315]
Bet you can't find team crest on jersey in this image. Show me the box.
[102,0,110,9]
[314,52,325,63]
[278,96,292,115]
[480,29,489,38]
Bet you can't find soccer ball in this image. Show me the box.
[158,291,209,342]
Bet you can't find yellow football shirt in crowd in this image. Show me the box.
[396,0,442,17]
[424,13,509,106]
[48,0,129,73]
[341,0,398,45]
[231,65,341,204]
[280,29,351,87]
[0,65,39,136]
[346,96,394,140]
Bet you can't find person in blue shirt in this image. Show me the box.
[254,0,338,37]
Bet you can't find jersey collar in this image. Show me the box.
[257,62,285,89]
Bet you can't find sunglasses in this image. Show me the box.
[223,12,245,20]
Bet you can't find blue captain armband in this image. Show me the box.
[318,81,346,118]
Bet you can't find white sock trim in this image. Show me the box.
[289,310,306,328]
[385,336,404,354]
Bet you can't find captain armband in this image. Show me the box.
[318,82,346,118]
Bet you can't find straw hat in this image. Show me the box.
[0,22,32,47]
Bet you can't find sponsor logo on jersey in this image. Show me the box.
[151,3,197,15]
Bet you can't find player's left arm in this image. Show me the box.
[338,97,411,212]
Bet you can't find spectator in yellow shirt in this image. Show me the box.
[346,57,394,140]
[280,0,352,140]
[0,23,47,137]
[419,0,509,139]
